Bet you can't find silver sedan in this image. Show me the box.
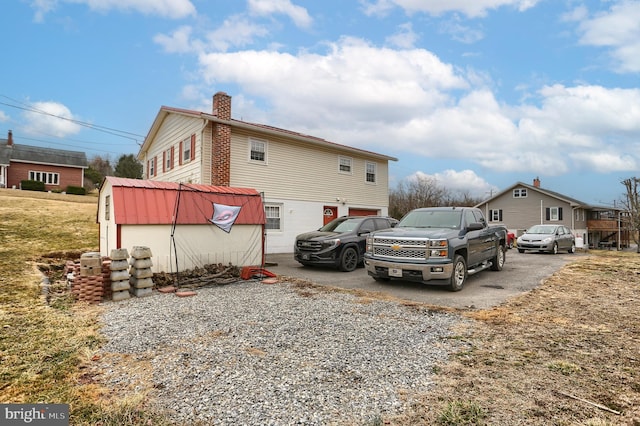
[517,224,576,254]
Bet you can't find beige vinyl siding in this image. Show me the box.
[229,129,389,208]
[142,114,204,184]
[480,186,574,231]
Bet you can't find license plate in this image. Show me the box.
[389,268,402,277]
[302,254,310,260]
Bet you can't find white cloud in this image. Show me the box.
[570,151,637,173]
[206,16,269,52]
[31,0,196,20]
[248,0,312,29]
[385,22,418,48]
[360,0,539,18]
[412,169,498,198]
[0,110,9,122]
[22,101,82,138]
[188,38,640,180]
[576,0,640,72]
[154,26,200,53]
[155,16,269,54]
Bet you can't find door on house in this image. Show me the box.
[348,208,379,216]
[323,206,338,225]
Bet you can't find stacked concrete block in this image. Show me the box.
[129,246,154,297]
[71,252,104,304]
[101,259,113,300]
[110,248,131,302]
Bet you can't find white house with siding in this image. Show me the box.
[138,92,397,254]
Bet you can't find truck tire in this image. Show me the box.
[449,255,467,291]
[490,244,505,271]
[339,247,358,272]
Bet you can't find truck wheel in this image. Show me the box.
[490,244,505,271]
[449,255,467,291]
[339,247,358,272]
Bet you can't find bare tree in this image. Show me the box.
[621,177,640,252]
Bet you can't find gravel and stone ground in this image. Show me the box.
[94,279,470,425]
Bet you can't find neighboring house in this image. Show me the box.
[0,130,87,190]
[137,92,398,254]
[475,178,629,249]
[97,176,265,273]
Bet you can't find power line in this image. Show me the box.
[0,94,146,141]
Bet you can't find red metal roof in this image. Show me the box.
[104,177,265,225]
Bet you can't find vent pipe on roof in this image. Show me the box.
[7,130,13,146]
[533,176,540,188]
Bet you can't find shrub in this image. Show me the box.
[21,180,45,191]
[66,185,87,195]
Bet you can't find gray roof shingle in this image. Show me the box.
[0,138,87,168]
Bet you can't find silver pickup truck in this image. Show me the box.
[364,206,507,291]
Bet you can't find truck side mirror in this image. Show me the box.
[467,222,484,231]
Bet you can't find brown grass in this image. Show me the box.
[385,251,640,425]
[0,189,172,425]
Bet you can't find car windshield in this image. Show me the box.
[526,225,557,234]
[398,210,461,229]
[319,218,361,233]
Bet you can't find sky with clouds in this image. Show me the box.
[2,0,640,205]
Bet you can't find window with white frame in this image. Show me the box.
[264,204,281,230]
[29,170,59,185]
[105,195,110,220]
[249,138,267,163]
[339,156,352,174]
[548,206,561,221]
[365,161,377,183]
[489,209,502,222]
[149,157,156,177]
[513,188,527,198]
[182,137,192,163]
[165,148,172,171]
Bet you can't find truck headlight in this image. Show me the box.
[428,239,448,258]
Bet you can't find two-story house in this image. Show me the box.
[0,130,87,190]
[138,92,397,253]
[475,178,629,249]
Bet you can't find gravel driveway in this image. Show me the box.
[96,279,470,425]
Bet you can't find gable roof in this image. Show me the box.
[0,135,87,168]
[139,106,398,162]
[102,176,265,225]
[477,181,619,211]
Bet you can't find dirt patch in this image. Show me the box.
[387,251,640,425]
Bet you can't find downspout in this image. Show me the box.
[540,200,543,224]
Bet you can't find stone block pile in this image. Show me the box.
[109,248,131,302]
[129,246,154,298]
[67,252,105,304]
[65,247,156,303]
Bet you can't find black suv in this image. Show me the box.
[294,216,398,272]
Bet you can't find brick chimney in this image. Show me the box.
[533,177,540,188]
[212,92,231,120]
[211,92,232,186]
[7,130,13,146]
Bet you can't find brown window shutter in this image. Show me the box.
[190,134,196,161]
[171,146,175,168]
[146,160,150,178]
[179,141,183,165]
[162,152,166,173]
